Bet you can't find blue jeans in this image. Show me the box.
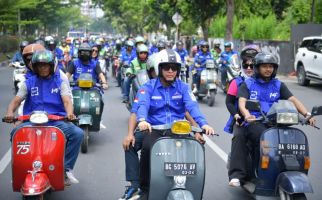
[10,121,84,170]
[123,76,134,100]
[193,70,202,90]
[125,131,145,188]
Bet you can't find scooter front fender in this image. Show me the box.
[78,114,93,126]
[21,173,51,196]
[206,83,217,90]
[276,171,313,194]
[167,189,194,200]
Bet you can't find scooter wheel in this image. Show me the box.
[207,92,216,107]
[81,125,89,153]
[279,187,307,200]
[23,194,44,200]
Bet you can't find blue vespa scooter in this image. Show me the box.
[228,100,322,199]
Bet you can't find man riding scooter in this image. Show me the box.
[12,41,29,63]
[119,56,206,200]
[135,49,215,198]
[219,42,238,90]
[233,52,316,187]
[192,41,213,94]
[66,43,109,90]
[174,40,189,82]
[4,49,84,186]
[122,44,149,103]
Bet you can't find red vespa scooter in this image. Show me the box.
[3,111,68,200]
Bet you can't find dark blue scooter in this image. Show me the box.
[228,100,321,200]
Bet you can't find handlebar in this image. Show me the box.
[2,115,79,124]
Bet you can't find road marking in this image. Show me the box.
[0,148,11,174]
[100,123,106,129]
[204,135,228,163]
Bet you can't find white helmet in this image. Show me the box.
[155,49,181,77]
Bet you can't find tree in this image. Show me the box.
[225,0,234,41]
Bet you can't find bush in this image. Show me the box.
[0,36,20,53]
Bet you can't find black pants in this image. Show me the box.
[228,123,268,183]
[139,130,169,192]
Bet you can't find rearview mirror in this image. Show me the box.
[311,106,322,116]
[246,100,261,111]
[6,55,11,59]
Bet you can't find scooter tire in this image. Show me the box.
[81,125,89,153]
[279,187,307,200]
[207,92,216,107]
[23,194,45,200]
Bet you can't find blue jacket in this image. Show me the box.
[193,51,213,71]
[136,78,208,127]
[245,77,281,118]
[220,50,238,68]
[72,59,99,83]
[224,76,244,134]
[149,46,158,55]
[12,51,23,63]
[120,49,136,65]
[175,48,188,63]
[23,71,66,116]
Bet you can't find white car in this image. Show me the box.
[294,36,322,86]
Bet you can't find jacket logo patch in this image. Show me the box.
[51,88,59,94]
[172,95,182,99]
[31,87,39,96]
[250,91,257,99]
[151,96,162,100]
[270,92,278,98]
[76,67,82,74]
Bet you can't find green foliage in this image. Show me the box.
[315,0,322,23]
[0,35,19,53]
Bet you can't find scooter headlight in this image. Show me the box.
[174,176,186,188]
[277,112,299,125]
[171,121,191,135]
[30,112,48,124]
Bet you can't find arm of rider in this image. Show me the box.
[99,73,109,90]
[184,112,205,144]
[123,113,137,150]
[4,96,23,123]
[288,96,316,126]
[61,95,75,121]
[238,97,256,123]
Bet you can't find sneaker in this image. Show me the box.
[122,99,129,103]
[119,186,140,200]
[192,87,198,94]
[229,178,241,187]
[64,172,72,187]
[65,170,79,184]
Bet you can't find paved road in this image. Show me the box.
[0,66,321,200]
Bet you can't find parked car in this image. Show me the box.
[294,36,322,86]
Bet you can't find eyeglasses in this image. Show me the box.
[242,64,254,69]
[162,64,178,71]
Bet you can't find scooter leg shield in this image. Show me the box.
[275,171,313,195]
[167,190,194,200]
[21,173,51,196]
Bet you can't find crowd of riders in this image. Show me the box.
[5,33,318,200]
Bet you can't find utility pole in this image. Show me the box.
[310,0,315,22]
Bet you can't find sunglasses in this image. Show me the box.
[92,49,98,52]
[242,64,254,69]
[162,64,178,71]
[80,51,91,56]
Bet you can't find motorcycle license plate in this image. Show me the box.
[278,143,307,155]
[164,162,197,176]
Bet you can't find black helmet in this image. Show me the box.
[254,52,278,78]
[78,43,91,62]
[32,50,56,76]
[156,41,166,51]
[176,40,183,47]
